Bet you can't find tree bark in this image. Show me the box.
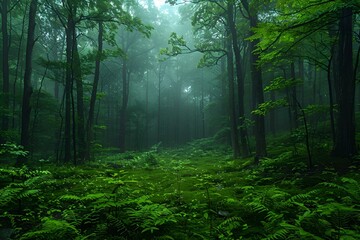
[73,38,86,162]
[226,34,240,158]
[64,10,75,162]
[290,62,298,129]
[333,8,357,157]
[18,0,37,165]
[250,23,267,158]
[119,59,129,152]
[240,0,267,158]
[86,21,103,161]
[1,0,10,141]
[227,3,249,157]
[327,50,336,147]
[157,63,163,143]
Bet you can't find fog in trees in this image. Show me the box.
[0,0,360,239]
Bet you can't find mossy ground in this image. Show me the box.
[1,136,360,239]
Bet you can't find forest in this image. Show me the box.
[0,0,359,239]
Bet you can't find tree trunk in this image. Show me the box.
[201,75,205,138]
[269,72,276,135]
[13,2,28,129]
[226,34,240,158]
[327,50,336,147]
[290,62,298,129]
[157,63,163,143]
[298,59,305,106]
[145,71,149,147]
[73,38,86,162]
[119,60,128,152]
[240,0,267,158]
[86,21,103,161]
[333,8,357,157]
[64,12,75,162]
[227,3,249,157]
[1,0,10,141]
[18,0,37,165]
[250,24,267,158]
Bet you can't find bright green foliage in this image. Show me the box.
[0,137,359,239]
[263,76,300,92]
[0,143,29,159]
[252,98,288,115]
[20,218,80,240]
[251,0,359,65]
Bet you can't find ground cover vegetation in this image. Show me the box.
[1,0,360,239]
[0,135,360,239]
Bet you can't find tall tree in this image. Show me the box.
[119,58,129,152]
[240,0,267,158]
[1,0,10,141]
[226,32,241,158]
[18,0,38,165]
[86,21,103,160]
[227,1,250,157]
[252,0,358,157]
[333,7,357,157]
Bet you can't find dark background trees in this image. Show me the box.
[0,0,358,164]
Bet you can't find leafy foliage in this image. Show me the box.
[0,139,359,239]
[0,143,29,159]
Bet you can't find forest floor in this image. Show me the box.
[1,136,360,239]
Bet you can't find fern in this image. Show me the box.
[216,216,243,230]
[60,194,82,202]
[0,186,23,207]
[263,228,290,240]
[216,216,244,240]
[249,201,269,214]
[20,218,79,240]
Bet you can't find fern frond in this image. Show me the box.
[263,228,289,240]
[217,216,243,229]
[249,202,269,214]
[0,186,23,207]
[18,189,40,199]
[320,182,347,192]
[265,211,283,222]
[81,193,107,201]
[280,222,323,240]
[20,218,79,240]
[60,195,81,202]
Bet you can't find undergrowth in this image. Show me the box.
[0,138,359,239]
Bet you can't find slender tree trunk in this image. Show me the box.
[290,62,298,129]
[241,0,267,158]
[71,80,77,164]
[145,71,149,147]
[327,51,336,147]
[250,26,267,158]
[298,59,305,106]
[201,75,205,138]
[64,13,74,162]
[269,72,276,135]
[227,3,249,157]
[86,21,103,161]
[227,34,240,158]
[18,0,37,165]
[73,38,86,162]
[119,60,128,152]
[157,64,162,143]
[173,80,181,145]
[13,2,28,129]
[313,65,317,104]
[333,8,357,157]
[1,0,10,141]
